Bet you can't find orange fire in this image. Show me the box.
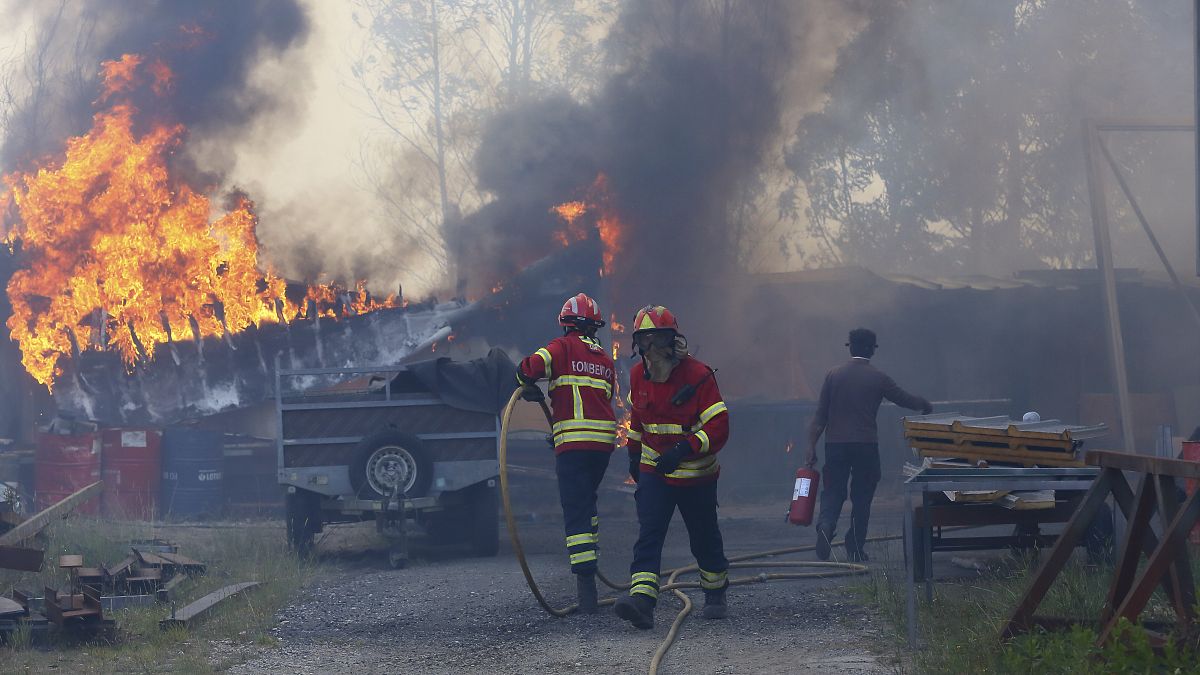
[1,54,398,388]
[550,174,628,277]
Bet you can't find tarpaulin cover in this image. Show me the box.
[403,348,517,415]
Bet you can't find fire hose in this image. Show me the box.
[498,388,903,674]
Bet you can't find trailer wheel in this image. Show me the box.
[286,489,321,555]
[351,430,433,500]
[466,481,499,557]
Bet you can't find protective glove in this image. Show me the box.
[520,384,545,403]
[628,456,641,482]
[655,440,691,475]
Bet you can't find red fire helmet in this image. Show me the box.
[632,305,679,334]
[559,293,604,327]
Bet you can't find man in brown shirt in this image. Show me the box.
[805,328,931,562]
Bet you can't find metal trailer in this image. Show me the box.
[275,362,501,568]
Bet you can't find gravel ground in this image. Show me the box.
[230,496,905,675]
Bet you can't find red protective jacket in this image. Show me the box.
[626,356,729,486]
[519,333,617,454]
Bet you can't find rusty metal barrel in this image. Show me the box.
[101,428,162,520]
[35,432,101,515]
[160,428,223,520]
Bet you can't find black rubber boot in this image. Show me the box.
[613,593,655,630]
[702,586,727,619]
[576,573,598,614]
[815,525,833,561]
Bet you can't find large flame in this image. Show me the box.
[551,173,628,277]
[1,54,397,388]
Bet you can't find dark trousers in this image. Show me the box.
[816,442,881,553]
[628,474,728,603]
[556,451,611,574]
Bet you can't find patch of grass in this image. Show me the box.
[854,539,1200,673]
[1,518,311,673]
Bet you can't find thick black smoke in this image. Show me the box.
[454,0,796,331]
[1,0,310,169]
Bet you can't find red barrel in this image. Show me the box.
[101,429,162,520]
[1184,441,1200,544]
[35,433,102,515]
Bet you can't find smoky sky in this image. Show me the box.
[1,0,310,169]
[454,0,796,323]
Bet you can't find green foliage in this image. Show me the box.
[855,540,1200,673]
[785,0,1193,276]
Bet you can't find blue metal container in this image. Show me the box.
[161,428,223,519]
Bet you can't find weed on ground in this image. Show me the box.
[854,539,1200,674]
[1,518,309,673]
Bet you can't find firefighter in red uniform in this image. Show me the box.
[613,305,730,630]
[516,292,616,613]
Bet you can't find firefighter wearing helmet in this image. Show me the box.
[516,292,616,613]
[613,305,730,630]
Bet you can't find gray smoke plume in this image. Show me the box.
[0,0,310,170]
[454,0,798,334]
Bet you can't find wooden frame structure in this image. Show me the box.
[1002,450,1200,645]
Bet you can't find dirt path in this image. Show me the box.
[230,499,900,674]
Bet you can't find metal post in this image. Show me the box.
[904,487,917,647]
[1083,120,1137,453]
[923,491,933,603]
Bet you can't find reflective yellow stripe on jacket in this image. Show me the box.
[549,375,613,397]
[639,445,719,479]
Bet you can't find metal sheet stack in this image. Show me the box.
[903,413,1109,508]
[904,413,1108,468]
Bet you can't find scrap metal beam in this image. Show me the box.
[0,482,102,547]
[159,582,260,630]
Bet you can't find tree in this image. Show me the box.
[784,0,1193,276]
[350,0,611,293]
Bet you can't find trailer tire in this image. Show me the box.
[286,489,322,555]
[466,481,499,557]
[351,430,433,500]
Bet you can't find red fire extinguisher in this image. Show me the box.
[787,467,820,526]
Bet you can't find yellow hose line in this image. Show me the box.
[499,388,899,673]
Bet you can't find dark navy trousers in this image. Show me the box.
[627,473,728,603]
[556,451,611,574]
[817,441,881,553]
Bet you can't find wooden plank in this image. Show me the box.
[1106,472,1181,615]
[1155,475,1196,623]
[159,582,260,630]
[0,597,23,618]
[106,555,137,578]
[1102,474,1156,625]
[1087,450,1200,479]
[1098,488,1200,643]
[134,550,172,567]
[1001,468,1112,639]
[907,431,1076,453]
[0,545,44,572]
[0,482,102,547]
[156,551,206,573]
[943,490,1008,503]
[1001,492,1056,510]
[914,447,1085,468]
